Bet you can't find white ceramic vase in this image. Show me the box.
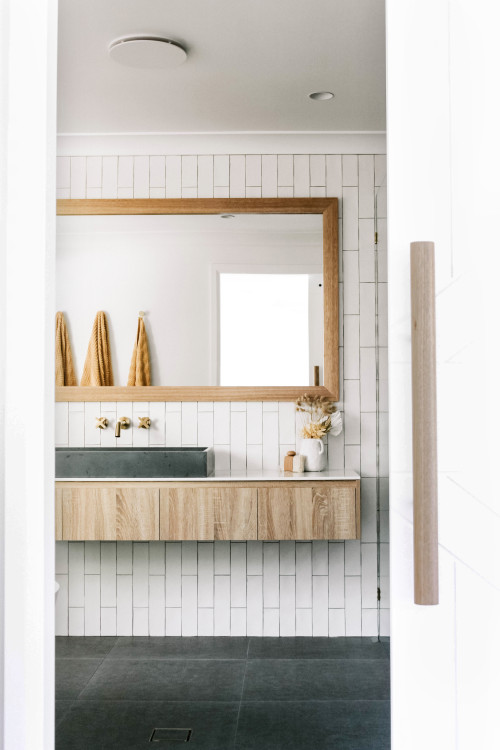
[300,438,327,472]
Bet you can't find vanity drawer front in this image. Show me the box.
[59,487,159,541]
[115,488,159,540]
[258,484,359,540]
[160,487,258,541]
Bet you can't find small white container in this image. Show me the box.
[300,438,327,471]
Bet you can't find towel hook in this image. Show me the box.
[138,310,145,318]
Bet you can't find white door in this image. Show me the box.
[386,0,500,747]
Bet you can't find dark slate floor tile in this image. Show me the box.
[55,701,73,729]
[108,636,249,660]
[56,659,104,699]
[56,636,118,659]
[248,637,388,661]
[235,700,391,750]
[79,659,246,702]
[243,659,390,702]
[56,701,239,750]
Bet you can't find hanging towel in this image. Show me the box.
[55,312,77,386]
[127,313,151,386]
[80,311,114,386]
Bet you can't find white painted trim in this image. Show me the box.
[1,0,57,747]
[57,132,387,156]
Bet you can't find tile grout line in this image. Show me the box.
[232,641,250,749]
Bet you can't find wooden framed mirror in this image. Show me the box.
[55,197,339,402]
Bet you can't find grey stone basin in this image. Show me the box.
[55,447,215,478]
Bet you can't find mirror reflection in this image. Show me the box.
[56,214,323,387]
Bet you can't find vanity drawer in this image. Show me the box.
[57,486,159,541]
[160,487,257,541]
[258,484,359,540]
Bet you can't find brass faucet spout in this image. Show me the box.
[115,417,130,438]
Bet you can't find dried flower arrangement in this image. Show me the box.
[295,393,343,440]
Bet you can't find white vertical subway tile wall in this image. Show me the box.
[55,152,388,637]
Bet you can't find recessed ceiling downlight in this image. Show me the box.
[309,91,334,101]
[108,36,187,69]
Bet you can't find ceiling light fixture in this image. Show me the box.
[108,36,188,69]
[309,91,334,101]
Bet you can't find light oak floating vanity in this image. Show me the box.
[55,472,360,542]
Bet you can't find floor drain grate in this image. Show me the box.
[150,728,192,743]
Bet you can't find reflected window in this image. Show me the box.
[219,273,313,386]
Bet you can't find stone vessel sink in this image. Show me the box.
[56,447,215,479]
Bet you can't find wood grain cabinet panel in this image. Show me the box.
[61,487,116,541]
[56,480,359,541]
[258,484,359,540]
[116,488,159,540]
[160,487,257,540]
[59,486,159,540]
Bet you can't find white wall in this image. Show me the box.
[55,144,388,638]
[387,0,500,747]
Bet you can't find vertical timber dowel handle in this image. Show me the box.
[411,242,439,605]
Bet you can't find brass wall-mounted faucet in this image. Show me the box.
[115,417,131,437]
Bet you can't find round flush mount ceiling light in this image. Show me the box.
[108,36,188,69]
[309,91,335,101]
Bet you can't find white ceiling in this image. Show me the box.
[57,0,386,135]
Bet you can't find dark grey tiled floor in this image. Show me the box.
[56,636,390,749]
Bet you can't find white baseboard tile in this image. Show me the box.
[362,608,378,637]
[181,575,198,636]
[279,576,296,636]
[116,575,132,635]
[101,607,117,637]
[68,607,84,636]
[247,576,263,637]
[329,609,346,637]
[198,608,214,636]
[55,574,69,636]
[345,577,362,636]
[149,576,166,636]
[214,576,231,636]
[231,608,247,636]
[296,608,313,637]
[263,608,280,637]
[312,576,329,636]
[165,608,182,636]
[133,607,149,636]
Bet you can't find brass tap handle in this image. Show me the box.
[138,417,151,429]
[95,417,108,430]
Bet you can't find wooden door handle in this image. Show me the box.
[410,241,439,605]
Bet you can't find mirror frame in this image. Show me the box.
[55,197,339,402]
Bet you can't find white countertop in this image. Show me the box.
[56,469,360,482]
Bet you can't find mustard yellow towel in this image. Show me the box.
[127,315,151,386]
[55,312,77,386]
[80,311,114,386]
